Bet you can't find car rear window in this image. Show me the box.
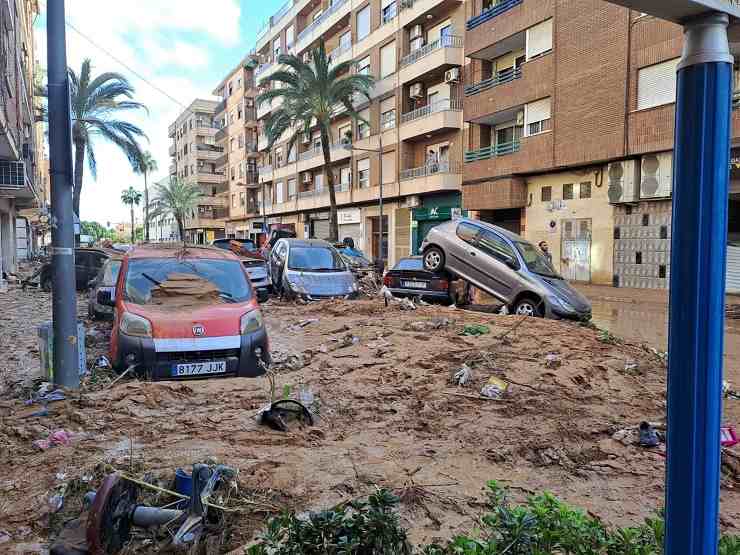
[124,258,251,305]
[394,258,423,271]
[288,247,345,271]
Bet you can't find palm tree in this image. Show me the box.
[121,187,142,244]
[149,178,203,243]
[256,41,374,241]
[134,151,159,242]
[68,59,148,216]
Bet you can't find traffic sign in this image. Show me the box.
[606,0,740,22]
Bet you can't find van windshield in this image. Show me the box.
[125,258,251,305]
[515,241,561,279]
[288,247,345,271]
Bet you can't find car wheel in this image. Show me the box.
[423,246,445,272]
[513,297,543,317]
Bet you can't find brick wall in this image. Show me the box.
[462,176,527,210]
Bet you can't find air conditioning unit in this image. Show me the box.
[445,67,461,83]
[516,110,524,126]
[640,152,673,199]
[607,159,640,204]
[302,173,312,183]
[409,24,423,39]
[409,83,424,99]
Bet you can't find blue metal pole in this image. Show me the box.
[665,12,731,554]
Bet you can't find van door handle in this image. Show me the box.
[469,251,476,256]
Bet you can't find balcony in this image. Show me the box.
[399,0,460,27]
[215,153,229,169]
[194,125,218,137]
[214,99,227,115]
[465,66,521,96]
[467,0,522,31]
[168,122,176,138]
[399,35,463,84]
[195,144,224,161]
[169,163,176,175]
[294,0,351,54]
[399,161,462,195]
[399,99,463,141]
[296,142,351,172]
[328,42,352,68]
[257,99,273,120]
[466,0,553,58]
[464,132,554,181]
[169,143,176,156]
[215,127,228,143]
[196,170,226,184]
[465,141,520,163]
[258,164,274,183]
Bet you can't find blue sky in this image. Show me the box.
[35,0,284,226]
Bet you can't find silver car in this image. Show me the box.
[269,238,359,300]
[420,218,591,320]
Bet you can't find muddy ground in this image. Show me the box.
[1,282,739,553]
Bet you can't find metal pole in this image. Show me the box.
[665,12,731,554]
[47,0,79,389]
[262,181,267,245]
[378,134,383,266]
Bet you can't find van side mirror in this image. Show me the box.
[97,289,114,307]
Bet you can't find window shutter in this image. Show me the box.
[276,181,285,203]
[525,19,553,60]
[358,158,370,172]
[380,41,396,78]
[525,97,551,126]
[380,96,395,114]
[357,6,371,40]
[382,151,395,184]
[286,25,295,47]
[637,58,680,110]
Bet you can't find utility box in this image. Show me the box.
[38,321,87,381]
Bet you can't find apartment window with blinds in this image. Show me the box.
[287,178,296,198]
[637,58,680,110]
[580,182,592,199]
[382,0,397,24]
[525,18,553,60]
[276,147,284,167]
[563,183,573,200]
[358,108,370,138]
[240,191,246,206]
[357,55,371,75]
[541,186,552,202]
[338,124,352,143]
[231,194,237,208]
[315,172,324,192]
[357,5,371,41]
[288,144,296,162]
[340,167,352,187]
[358,158,370,187]
[380,96,396,129]
[380,41,396,78]
[273,38,281,59]
[239,162,245,178]
[525,97,551,137]
[286,25,295,49]
[276,181,285,203]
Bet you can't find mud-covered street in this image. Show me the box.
[1,284,739,552]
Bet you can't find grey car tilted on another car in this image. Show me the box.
[269,239,359,300]
[420,218,591,320]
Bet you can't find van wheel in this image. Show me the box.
[514,297,543,317]
[423,246,445,272]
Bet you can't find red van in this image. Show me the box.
[98,245,270,380]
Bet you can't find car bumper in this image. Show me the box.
[388,287,450,301]
[546,303,592,321]
[116,328,270,380]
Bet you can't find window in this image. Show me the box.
[287,178,296,198]
[238,134,244,148]
[276,146,284,167]
[524,97,551,137]
[340,30,351,51]
[525,18,553,60]
[357,5,371,41]
[357,55,371,75]
[456,222,480,245]
[273,37,281,59]
[381,0,396,24]
[240,191,246,206]
[286,25,295,50]
[358,108,370,138]
[637,58,680,110]
[231,193,237,208]
[230,138,236,152]
[288,144,296,162]
[338,123,352,143]
[340,166,352,187]
[477,230,517,263]
[380,41,396,78]
[580,181,592,199]
[230,166,236,181]
[315,172,324,191]
[276,181,285,203]
[563,183,573,200]
[541,186,552,202]
[312,132,321,151]
[358,158,370,187]
[237,106,243,119]
[381,107,396,129]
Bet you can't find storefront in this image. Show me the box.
[337,208,362,247]
[411,193,463,255]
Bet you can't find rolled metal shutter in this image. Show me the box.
[338,223,362,249]
[727,245,740,294]
[311,218,330,241]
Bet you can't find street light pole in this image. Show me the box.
[47,0,79,389]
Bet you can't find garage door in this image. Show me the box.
[338,223,362,249]
[16,218,28,260]
[728,245,740,294]
[311,218,330,241]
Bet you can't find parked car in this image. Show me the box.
[261,227,297,258]
[87,256,122,319]
[269,239,358,300]
[40,247,109,292]
[420,218,592,320]
[383,257,452,303]
[240,257,271,303]
[97,245,270,380]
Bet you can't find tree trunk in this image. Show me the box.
[130,206,135,244]
[73,140,85,217]
[320,126,338,242]
[143,171,150,242]
[176,215,185,244]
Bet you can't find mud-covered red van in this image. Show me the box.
[98,244,270,380]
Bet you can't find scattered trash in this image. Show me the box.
[258,399,314,432]
[544,353,561,369]
[25,387,66,406]
[459,324,491,337]
[623,361,639,373]
[48,493,65,513]
[403,317,451,333]
[337,334,360,349]
[721,425,739,447]
[96,355,111,369]
[480,376,509,399]
[33,429,82,451]
[452,364,474,386]
[288,318,319,331]
[724,381,740,400]
[297,385,315,406]
[399,298,417,311]
[0,530,10,544]
[498,305,509,315]
[638,421,660,447]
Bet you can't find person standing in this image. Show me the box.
[538,241,553,264]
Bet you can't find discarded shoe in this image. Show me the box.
[638,421,659,447]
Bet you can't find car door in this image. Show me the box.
[74,251,90,289]
[473,229,521,302]
[444,221,482,280]
[270,241,286,286]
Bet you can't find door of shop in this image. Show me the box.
[311,218,330,240]
[561,218,592,282]
[369,216,388,264]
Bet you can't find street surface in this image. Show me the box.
[0,283,738,551]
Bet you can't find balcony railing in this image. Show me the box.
[257,0,292,41]
[258,165,273,175]
[400,35,462,68]
[215,127,227,142]
[399,160,462,181]
[464,140,521,162]
[400,99,463,124]
[255,60,275,78]
[196,144,224,153]
[464,66,522,96]
[328,42,352,65]
[297,0,350,44]
[298,142,348,161]
[467,0,523,31]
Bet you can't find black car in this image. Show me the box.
[383,256,451,302]
[40,248,110,292]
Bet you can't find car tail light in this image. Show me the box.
[430,278,448,291]
[383,275,394,287]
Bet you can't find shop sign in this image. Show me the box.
[413,206,454,221]
[338,208,361,225]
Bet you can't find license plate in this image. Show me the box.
[172,361,226,377]
[402,280,428,289]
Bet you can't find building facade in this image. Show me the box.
[166,99,228,244]
[0,0,43,276]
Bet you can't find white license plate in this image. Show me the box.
[402,281,428,289]
[172,361,226,377]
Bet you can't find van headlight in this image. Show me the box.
[120,312,153,337]
[240,310,264,334]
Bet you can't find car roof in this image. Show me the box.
[453,218,525,242]
[126,243,239,260]
[283,238,334,248]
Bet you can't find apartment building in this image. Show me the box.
[212,58,263,243]
[249,0,469,266]
[0,0,43,276]
[462,0,740,290]
[166,99,228,244]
